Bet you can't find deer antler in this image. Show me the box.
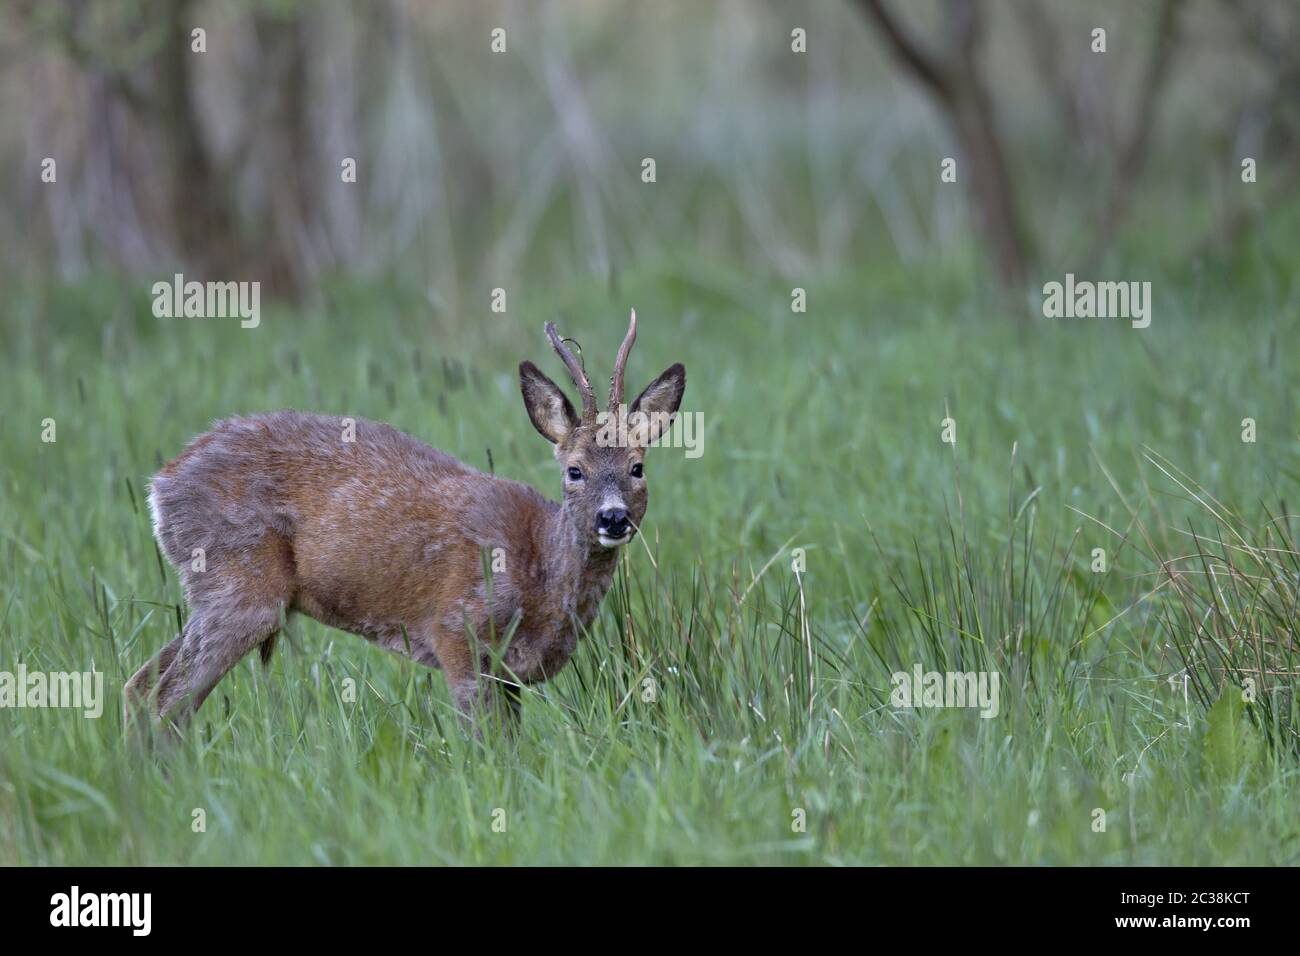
[545,321,598,422]
[608,308,637,411]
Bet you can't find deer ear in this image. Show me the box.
[628,363,685,446]
[520,361,579,444]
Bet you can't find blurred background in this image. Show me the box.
[3,0,1298,307]
[3,1,1300,866]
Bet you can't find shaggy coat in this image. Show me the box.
[125,314,685,731]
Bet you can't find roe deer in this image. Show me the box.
[124,311,685,733]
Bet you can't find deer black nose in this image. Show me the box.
[596,507,630,536]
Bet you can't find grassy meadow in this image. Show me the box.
[2,221,1299,864]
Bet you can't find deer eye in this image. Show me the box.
[566,466,584,482]
[629,462,644,478]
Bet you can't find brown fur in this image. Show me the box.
[124,316,685,735]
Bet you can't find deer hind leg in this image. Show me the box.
[154,604,282,725]
[154,532,296,729]
[123,632,184,724]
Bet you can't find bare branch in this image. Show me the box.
[850,0,954,101]
[1087,0,1185,264]
[851,0,1030,292]
[1013,0,1085,143]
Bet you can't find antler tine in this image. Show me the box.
[545,321,598,421]
[608,308,638,410]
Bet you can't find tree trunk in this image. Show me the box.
[951,86,1028,290]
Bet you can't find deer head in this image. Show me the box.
[519,310,685,549]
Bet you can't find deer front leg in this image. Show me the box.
[432,627,520,738]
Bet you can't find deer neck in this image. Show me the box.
[545,502,620,628]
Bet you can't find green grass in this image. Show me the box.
[1,250,1298,865]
